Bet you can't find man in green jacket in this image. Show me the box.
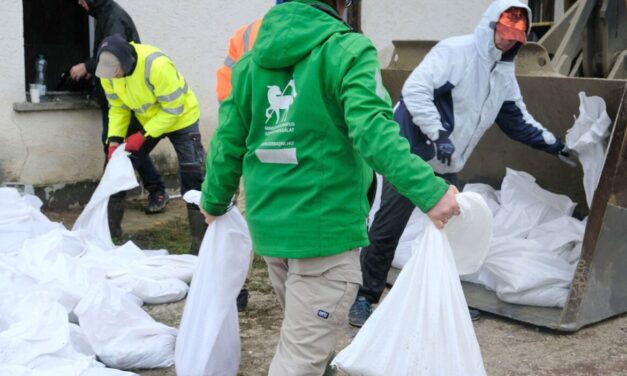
[200,1,459,374]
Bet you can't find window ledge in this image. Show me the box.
[13,91,100,113]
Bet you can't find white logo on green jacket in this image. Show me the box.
[257,78,298,165]
[265,79,297,124]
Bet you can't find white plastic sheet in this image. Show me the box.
[175,191,252,376]
[333,221,486,376]
[565,92,612,209]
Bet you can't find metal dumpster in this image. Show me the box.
[381,40,627,331]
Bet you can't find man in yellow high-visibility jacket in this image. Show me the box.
[95,34,207,254]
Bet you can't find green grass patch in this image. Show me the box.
[119,218,191,255]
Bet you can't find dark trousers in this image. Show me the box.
[131,122,205,208]
[359,173,459,304]
[97,84,165,195]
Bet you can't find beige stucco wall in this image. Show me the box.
[0,0,487,190]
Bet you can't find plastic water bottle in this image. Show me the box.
[35,54,47,101]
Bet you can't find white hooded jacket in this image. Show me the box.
[397,0,563,174]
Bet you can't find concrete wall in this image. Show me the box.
[361,0,494,66]
[0,0,486,201]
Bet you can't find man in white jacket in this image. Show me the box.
[349,0,569,327]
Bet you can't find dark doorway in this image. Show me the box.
[22,0,91,94]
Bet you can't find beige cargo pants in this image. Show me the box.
[264,249,361,376]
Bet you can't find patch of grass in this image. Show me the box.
[120,218,191,254]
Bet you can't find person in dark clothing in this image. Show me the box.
[70,0,168,239]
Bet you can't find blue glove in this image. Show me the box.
[435,134,455,166]
[557,145,577,167]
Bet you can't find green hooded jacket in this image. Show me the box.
[202,0,448,259]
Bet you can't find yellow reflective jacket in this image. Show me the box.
[101,42,200,140]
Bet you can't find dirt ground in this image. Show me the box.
[45,197,627,376]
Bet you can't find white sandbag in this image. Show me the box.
[392,192,492,275]
[176,191,251,376]
[462,183,501,216]
[74,281,177,369]
[126,254,197,284]
[0,292,71,366]
[15,229,96,314]
[444,192,492,275]
[492,169,576,239]
[565,92,612,209]
[0,188,63,254]
[333,222,486,376]
[526,216,586,264]
[72,145,138,250]
[478,237,575,307]
[69,323,96,357]
[391,209,428,269]
[109,274,188,304]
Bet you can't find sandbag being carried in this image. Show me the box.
[333,195,487,376]
[392,192,492,275]
[175,191,252,376]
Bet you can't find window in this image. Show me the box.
[22,0,91,94]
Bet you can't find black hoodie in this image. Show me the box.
[84,0,140,74]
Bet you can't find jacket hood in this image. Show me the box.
[97,34,137,76]
[86,0,112,17]
[253,0,351,69]
[473,0,531,62]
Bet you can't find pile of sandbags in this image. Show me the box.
[0,147,196,375]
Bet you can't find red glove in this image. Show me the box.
[125,132,146,152]
[107,143,118,160]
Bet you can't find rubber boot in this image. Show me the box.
[187,206,208,255]
[108,196,125,240]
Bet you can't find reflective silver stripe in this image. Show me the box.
[242,22,255,53]
[144,52,167,93]
[156,82,189,102]
[105,93,119,100]
[112,104,130,110]
[224,56,236,68]
[161,105,184,116]
[255,148,298,164]
[134,102,153,114]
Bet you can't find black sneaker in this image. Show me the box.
[237,288,249,312]
[348,296,372,327]
[469,308,481,321]
[145,191,169,214]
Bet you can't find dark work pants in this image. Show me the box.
[359,173,460,304]
[97,83,165,195]
[131,122,205,209]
